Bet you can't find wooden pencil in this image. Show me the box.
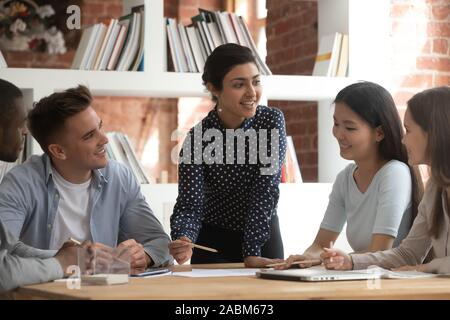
[265,259,322,268]
[190,243,218,253]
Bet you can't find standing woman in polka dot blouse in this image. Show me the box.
[169,43,287,267]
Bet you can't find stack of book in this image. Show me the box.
[72,6,144,71]
[312,32,349,77]
[166,8,271,75]
[105,132,151,184]
[281,136,302,183]
[0,49,7,68]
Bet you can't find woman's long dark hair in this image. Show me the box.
[334,81,423,224]
[407,86,450,238]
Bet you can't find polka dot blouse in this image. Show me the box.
[170,105,287,257]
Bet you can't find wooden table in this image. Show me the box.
[8,263,450,300]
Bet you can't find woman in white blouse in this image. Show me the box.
[322,86,450,274]
[278,81,422,269]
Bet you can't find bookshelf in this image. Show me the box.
[317,0,391,182]
[0,0,391,181]
[0,0,389,251]
[0,0,369,100]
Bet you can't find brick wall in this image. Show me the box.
[165,0,179,18]
[266,0,319,182]
[390,0,449,183]
[9,1,445,184]
[2,0,181,183]
[178,0,223,25]
[391,0,450,111]
[266,0,449,182]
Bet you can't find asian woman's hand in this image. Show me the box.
[320,247,353,270]
[273,254,322,270]
[244,256,284,268]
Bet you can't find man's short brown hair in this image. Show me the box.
[28,85,92,154]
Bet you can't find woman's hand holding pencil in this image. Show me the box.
[269,254,322,269]
[169,236,193,265]
[320,247,353,270]
[268,241,343,269]
[169,236,219,265]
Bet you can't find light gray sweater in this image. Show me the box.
[352,181,450,274]
[0,220,63,292]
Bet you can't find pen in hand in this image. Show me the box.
[323,241,335,263]
[265,259,322,268]
[268,242,335,268]
[68,237,82,246]
[190,243,218,253]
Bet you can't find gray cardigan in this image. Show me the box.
[352,181,450,274]
[0,220,62,292]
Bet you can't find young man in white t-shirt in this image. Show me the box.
[0,85,172,275]
[0,78,83,292]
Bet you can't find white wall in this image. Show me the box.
[141,183,352,259]
[278,183,351,255]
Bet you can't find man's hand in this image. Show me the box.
[82,241,115,274]
[169,236,193,265]
[54,241,79,275]
[117,239,151,274]
[244,256,284,268]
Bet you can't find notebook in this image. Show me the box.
[130,267,171,277]
[81,274,129,285]
[257,268,380,282]
[256,266,437,282]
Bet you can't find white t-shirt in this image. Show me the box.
[320,160,412,252]
[49,168,92,250]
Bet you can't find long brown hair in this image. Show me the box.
[335,81,423,223]
[407,86,450,238]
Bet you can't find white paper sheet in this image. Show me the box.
[364,266,438,279]
[172,268,260,278]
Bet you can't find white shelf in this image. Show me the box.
[262,74,354,101]
[0,0,391,182]
[0,67,354,101]
[0,0,359,102]
[0,0,391,100]
[159,73,354,101]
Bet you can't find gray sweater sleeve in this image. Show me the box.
[0,222,63,292]
[426,257,450,274]
[351,185,433,270]
[11,241,57,259]
[118,167,173,267]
